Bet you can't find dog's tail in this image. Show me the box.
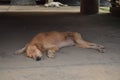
[15,45,28,55]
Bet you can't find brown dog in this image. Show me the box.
[16,31,105,61]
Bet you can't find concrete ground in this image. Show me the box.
[0,5,109,13]
[0,10,120,80]
[0,5,80,12]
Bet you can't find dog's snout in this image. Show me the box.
[36,57,41,61]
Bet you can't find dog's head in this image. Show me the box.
[26,45,43,61]
[44,3,49,7]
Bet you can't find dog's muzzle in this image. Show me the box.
[36,57,41,61]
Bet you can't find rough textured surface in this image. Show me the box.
[0,12,120,80]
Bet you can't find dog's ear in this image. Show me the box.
[35,44,45,53]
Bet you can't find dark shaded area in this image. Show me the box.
[110,0,120,16]
[110,7,120,16]
[10,0,36,5]
[80,0,99,14]
[0,12,120,54]
[0,13,120,79]
[36,0,45,4]
[0,10,120,80]
[0,1,10,5]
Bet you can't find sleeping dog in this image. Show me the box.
[15,31,105,61]
[44,2,67,8]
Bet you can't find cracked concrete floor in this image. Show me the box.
[0,12,120,80]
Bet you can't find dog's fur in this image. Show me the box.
[44,2,67,8]
[16,31,105,61]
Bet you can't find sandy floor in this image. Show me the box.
[0,12,120,80]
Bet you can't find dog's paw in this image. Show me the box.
[98,46,106,53]
[98,48,106,53]
[98,45,105,49]
[97,44,106,53]
[47,50,55,58]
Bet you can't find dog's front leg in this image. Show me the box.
[47,47,59,58]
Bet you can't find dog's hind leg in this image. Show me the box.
[71,32,105,53]
[77,42,105,53]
